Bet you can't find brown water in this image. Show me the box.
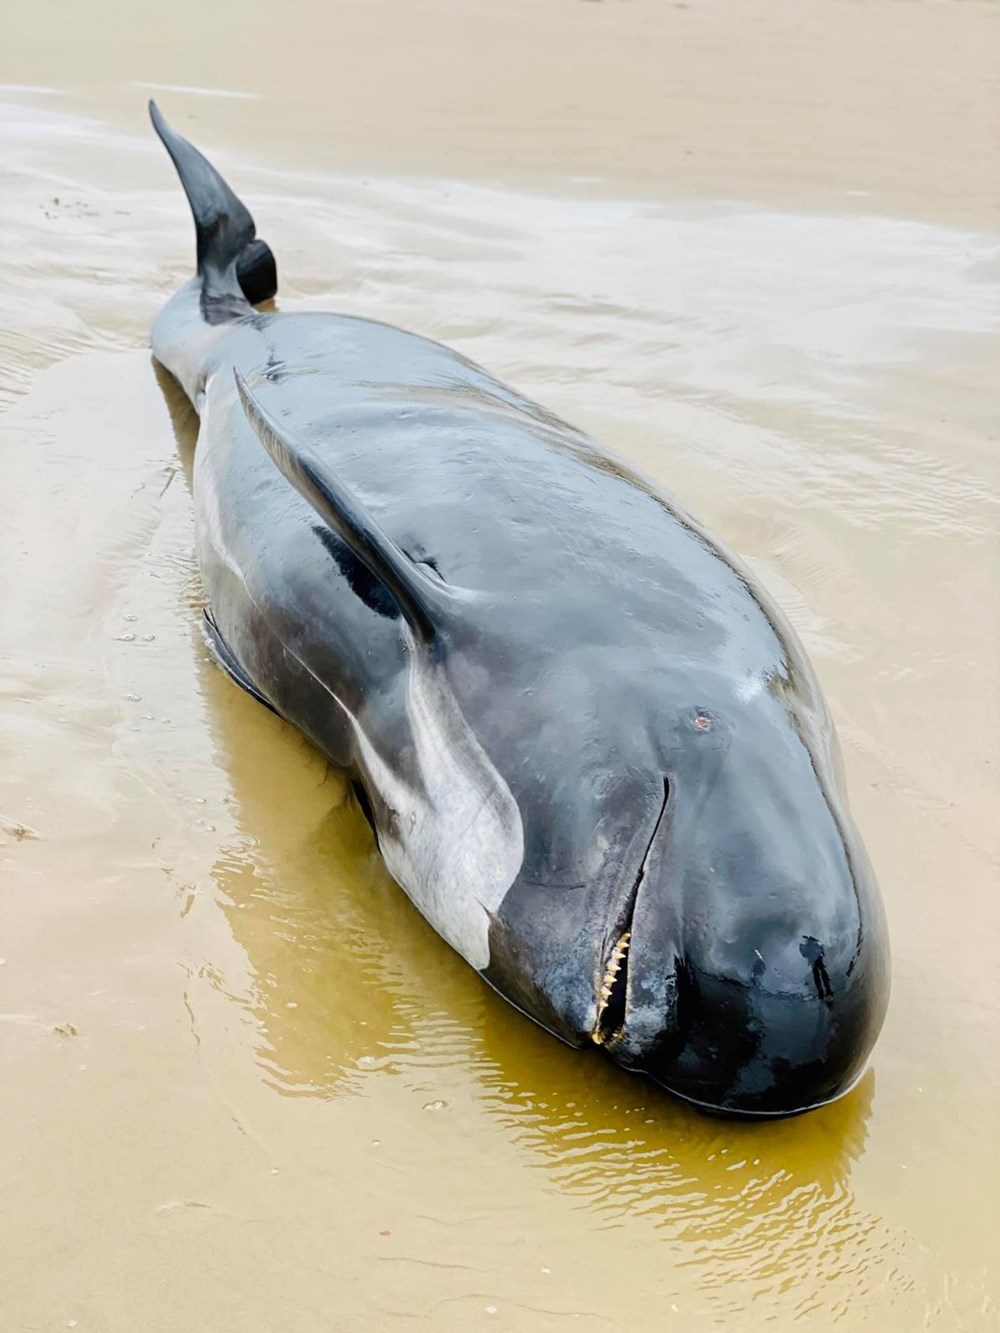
[2,2,999,1329]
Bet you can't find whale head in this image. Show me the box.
[473,629,890,1119]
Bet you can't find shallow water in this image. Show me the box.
[2,2,999,1329]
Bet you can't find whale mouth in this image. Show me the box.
[592,777,671,1046]
[594,928,632,1045]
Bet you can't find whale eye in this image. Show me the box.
[691,708,714,732]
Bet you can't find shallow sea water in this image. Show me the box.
[2,2,999,1329]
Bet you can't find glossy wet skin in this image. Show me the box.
[150,113,890,1119]
[469,555,889,1116]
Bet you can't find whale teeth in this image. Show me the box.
[600,931,631,991]
[593,929,632,1045]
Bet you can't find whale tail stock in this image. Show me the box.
[149,100,277,308]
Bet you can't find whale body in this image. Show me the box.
[148,102,890,1118]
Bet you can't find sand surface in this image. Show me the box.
[2,1,998,1329]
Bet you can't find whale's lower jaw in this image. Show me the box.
[645,1060,871,1121]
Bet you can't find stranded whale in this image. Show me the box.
[148,102,889,1117]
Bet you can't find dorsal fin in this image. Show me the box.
[149,100,276,304]
[234,370,451,643]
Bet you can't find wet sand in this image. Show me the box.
[2,1,999,1329]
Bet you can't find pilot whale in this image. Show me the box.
[148,102,889,1118]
